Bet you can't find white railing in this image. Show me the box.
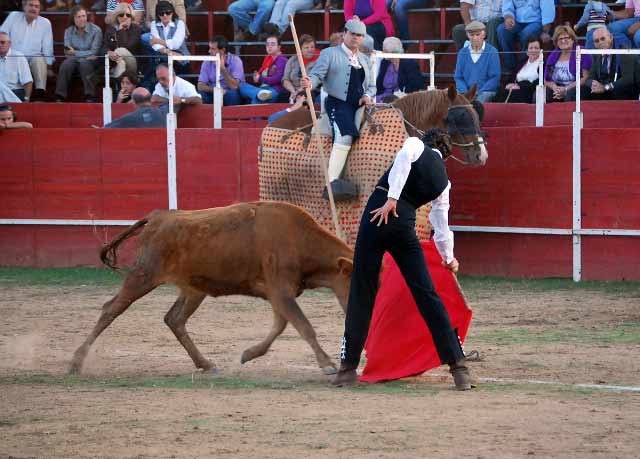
[535,54,545,127]
[371,51,436,91]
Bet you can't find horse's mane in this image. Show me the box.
[391,89,468,132]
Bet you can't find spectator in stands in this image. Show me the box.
[0,102,32,127]
[0,79,21,102]
[497,0,555,71]
[282,34,319,103]
[567,28,639,101]
[267,89,307,122]
[238,34,287,104]
[376,36,425,102]
[344,0,394,51]
[0,31,32,101]
[55,6,102,103]
[105,87,168,127]
[148,1,189,62]
[263,0,314,37]
[544,25,592,103]
[301,18,376,201]
[151,63,202,106]
[574,0,614,49]
[503,36,541,103]
[115,71,138,103]
[452,0,503,50]
[454,21,501,102]
[0,0,54,101]
[607,0,640,48]
[228,0,275,41]
[104,3,141,79]
[197,35,245,106]
[145,0,186,29]
[105,0,144,26]
[387,0,427,42]
[329,31,344,47]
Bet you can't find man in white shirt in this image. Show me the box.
[0,0,54,98]
[151,63,202,106]
[333,129,472,391]
[0,31,32,101]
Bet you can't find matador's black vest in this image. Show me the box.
[377,147,449,209]
[345,66,365,106]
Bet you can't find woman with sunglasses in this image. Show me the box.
[105,0,145,26]
[147,1,189,69]
[104,3,141,79]
[544,25,592,103]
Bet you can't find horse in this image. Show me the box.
[259,85,488,247]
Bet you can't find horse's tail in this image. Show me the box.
[100,218,149,271]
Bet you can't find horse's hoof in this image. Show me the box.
[322,365,338,375]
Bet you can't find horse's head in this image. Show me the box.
[445,85,488,166]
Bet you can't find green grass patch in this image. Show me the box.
[0,267,124,287]
[472,321,640,345]
[458,275,640,298]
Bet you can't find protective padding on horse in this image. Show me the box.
[259,107,433,247]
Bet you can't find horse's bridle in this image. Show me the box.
[445,104,488,150]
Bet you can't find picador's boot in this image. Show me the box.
[449,359,472,391]
[323,143,357,202]
[331,361,358,387]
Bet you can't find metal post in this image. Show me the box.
[535,54,544,127]
[167,56,178,210]
[102,54,112,125]
[429,52,435,90]
[572,111,582,282]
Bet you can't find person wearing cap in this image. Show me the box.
[375,36,425,102]
[451,0,503,50]
[454,20,501,102]
[331,129,472,390]
[496,0,555,71]
[344,0,394,51]
[301,18,376,202]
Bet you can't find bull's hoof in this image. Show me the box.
[240,350,253,364]
[68,360,83,376]
[322,365,338,375]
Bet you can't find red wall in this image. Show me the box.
[1,120,638,280]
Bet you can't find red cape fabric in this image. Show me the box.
[360,240,472,383]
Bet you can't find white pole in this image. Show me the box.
[167,56,178,210]
[214,53,222,128]
[535,54,544,127]
[575,46,581,115]
[102,54,112,125]
[429,52,435,90]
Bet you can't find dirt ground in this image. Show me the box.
[1,279,639,459]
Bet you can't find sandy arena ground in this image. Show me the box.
[1,278,639,458]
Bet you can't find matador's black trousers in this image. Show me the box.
[340,188,465,367]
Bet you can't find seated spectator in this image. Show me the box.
[452,0,503,50]
[55,6,102,103]
[454,21,501,103]
[197,35,245,106]
[115,71,139,103]
[567,28,639,101]
[0,0,54,100]
[105,87,168,127]
[497,0,555,71]
[387,0,428,42]
[282,34,319,103]
[375,36,425,102]
[151,63,202,106]
[0,79,21,102]
[267,89,307,123]
[329,31,344,47]
[0,31,32,101]
[105,0,144,26]
[263,0,314,37]
[344,0,394,51]
[238,34,287,104]
[607,0,640,48]
[544,25,592,103]
[104,3,141,79]
[228,0,275,41]
[145,0,186,29]
[574,0,614,49]
[0,103,31,128]
[503,36,542,103]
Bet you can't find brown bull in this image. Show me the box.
[70,201,354,375]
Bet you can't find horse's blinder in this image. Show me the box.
[445,104,488,149]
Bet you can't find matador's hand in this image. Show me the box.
[443,258,459,274]
[370,198,398,226]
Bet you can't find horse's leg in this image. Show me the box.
[267,291,337,375]
[163,290,213,371]
[240,309,288,364]
[69,268,158,374]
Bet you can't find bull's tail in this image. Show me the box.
[100,218,149,271]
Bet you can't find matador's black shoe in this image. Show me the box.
[322,179,358,202]
[449,359,473,391]
[331,362,358,387]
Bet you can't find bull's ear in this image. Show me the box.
[447,84,457,102]
[464,85,478,102]
[337,257,353,276]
